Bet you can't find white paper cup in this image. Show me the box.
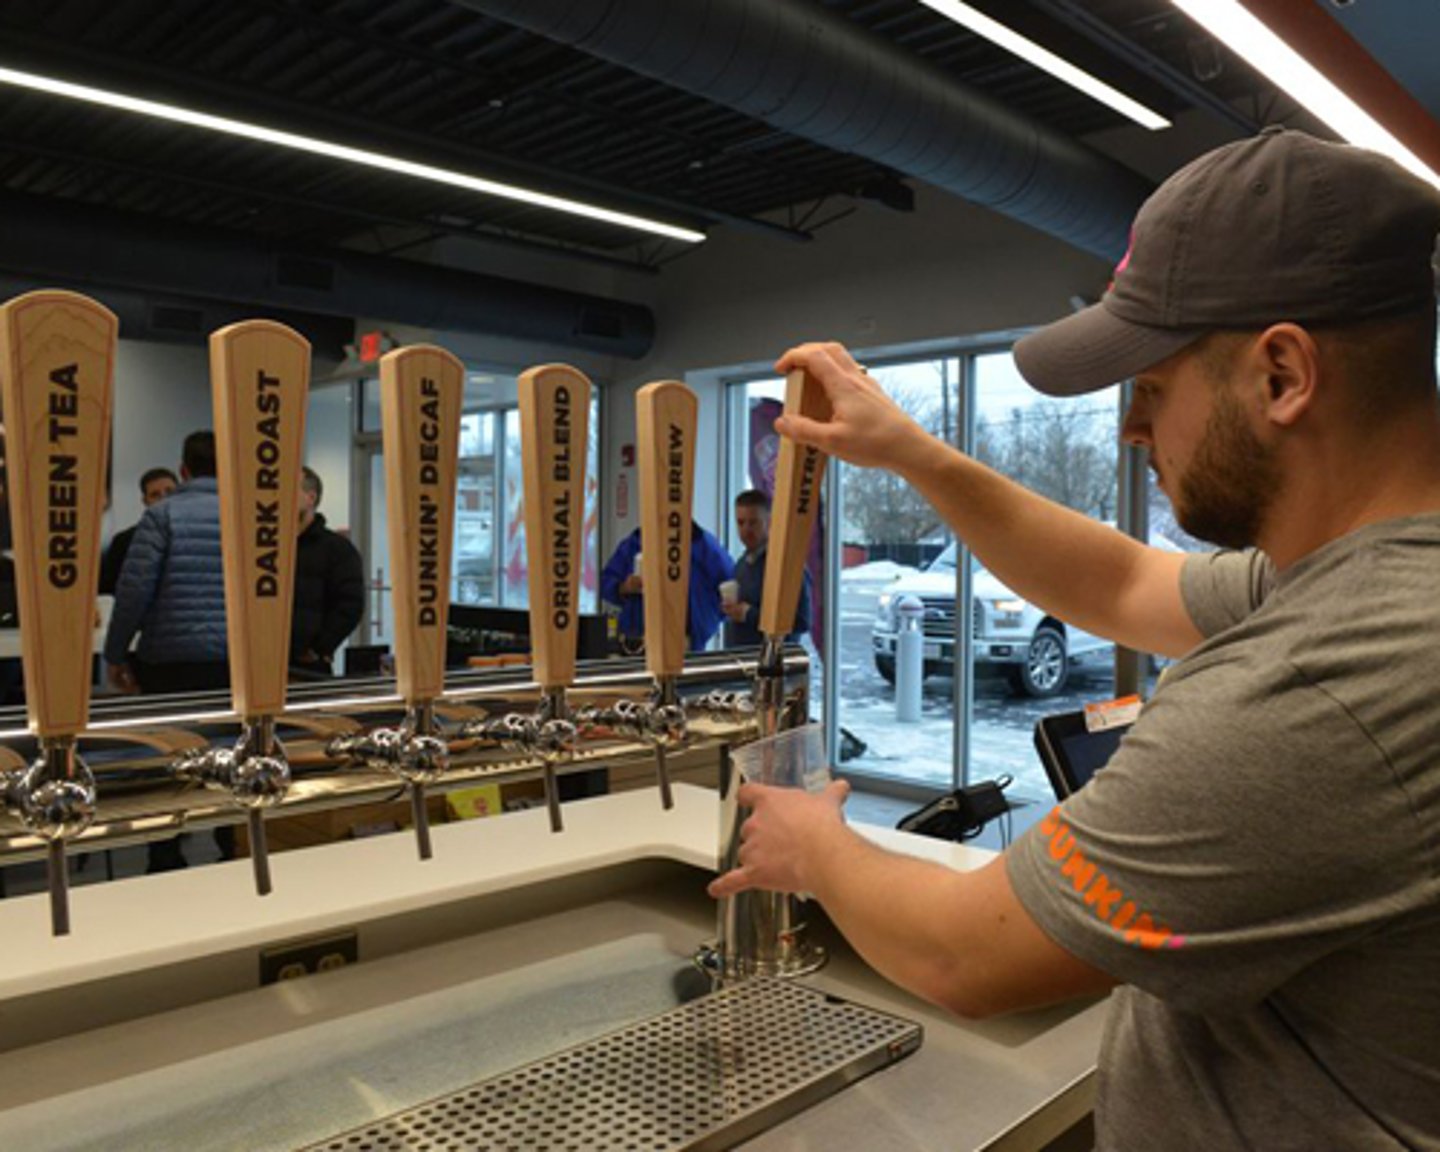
[720,579,740,606]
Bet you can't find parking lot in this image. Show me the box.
[821,573,1121,805]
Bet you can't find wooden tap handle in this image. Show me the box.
[636,380,697,679]
[379,345,463,705]
[517,364,591,691]
[758,368,831,639]
[0,290,116,738]
[209,320,310,719]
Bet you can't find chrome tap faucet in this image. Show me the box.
[465,689,576,832]
[175,717,290,894]
[346,701,451,859]
[4,738,97,935]
[206,318,313,896]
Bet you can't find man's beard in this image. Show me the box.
[1172,386,1282,550]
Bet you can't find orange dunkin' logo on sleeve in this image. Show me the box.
[1038,808,1187,951]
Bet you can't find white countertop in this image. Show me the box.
[0,783,994,1001]
[0,784,1099,1152]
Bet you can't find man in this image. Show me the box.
[711,129,1440,1149]
[103,431,228,870]
[291,466,365,678]
[99,467,178,595]
[722,489,811,646]
[600,520,734,652]
[103,431,227,696]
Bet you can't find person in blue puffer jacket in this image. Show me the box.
[103,430,229,698]
[600,521,734,653]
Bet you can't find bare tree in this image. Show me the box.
[841,377,1118,546]
[841,386,944,544]
[978,400,1116,520]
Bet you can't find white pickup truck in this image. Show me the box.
[869,543,1111,698]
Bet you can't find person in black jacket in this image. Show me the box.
[99,466,178,595]
[291,466,365,679]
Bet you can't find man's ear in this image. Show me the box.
[1253,323,1319,428]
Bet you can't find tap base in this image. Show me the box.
[692,939,827,987]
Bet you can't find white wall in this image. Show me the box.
[110,341,215,537]
[109,339,346,540]
[304,383,355,533]
[591,187,1114,557]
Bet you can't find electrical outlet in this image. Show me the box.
[259,929,359,986]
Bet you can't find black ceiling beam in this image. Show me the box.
[1024,0,1260,133]
[0,28,814,244]
[0,136,663,275]
[242,0,856,205]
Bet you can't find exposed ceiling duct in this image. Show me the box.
[0,192,656,359]
[448,0,1154,260]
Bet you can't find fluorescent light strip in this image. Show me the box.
[1170,0,1440,188]
[0,65,707,243]
[916,0,1170,130]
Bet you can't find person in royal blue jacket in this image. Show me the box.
[600,520,735,653]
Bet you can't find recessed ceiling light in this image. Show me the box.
[916,0,1171,130]
[0,64,708,243]
[1170,0,1440,187]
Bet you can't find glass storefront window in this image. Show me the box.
[970,351,1119,803]
[720,348,1174,805]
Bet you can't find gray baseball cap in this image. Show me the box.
[1014,127,1440,396]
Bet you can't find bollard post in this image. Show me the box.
[895,595,925,723]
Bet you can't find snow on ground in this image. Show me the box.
[840,559,916,588]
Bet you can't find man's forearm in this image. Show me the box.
[808,828,999,1014]
[809,827,1112,1018]
[893,438,1199,658]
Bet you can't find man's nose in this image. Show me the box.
[1120,401,1151,449]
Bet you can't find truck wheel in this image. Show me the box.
[1008,628,1068,698]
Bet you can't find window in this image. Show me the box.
[723,343,1147,807]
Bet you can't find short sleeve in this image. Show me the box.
[1007,661,1431,1012]
[1180,549,1274,638]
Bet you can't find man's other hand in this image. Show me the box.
[708,778,850,898]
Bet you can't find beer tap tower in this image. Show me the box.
[715,367,832,980]
[464,366,592,831]
[513,364,591,832]
[364,344,463,859]
[626,380,699,808]
[181,320,309,896]
[0,290,115,935]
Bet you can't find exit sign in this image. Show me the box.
[358,330,393,362]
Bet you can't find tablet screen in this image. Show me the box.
[1033,712,1132,799]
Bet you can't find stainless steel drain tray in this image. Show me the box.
[302,979,923,1151]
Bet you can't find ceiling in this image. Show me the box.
[0,1,1433,318]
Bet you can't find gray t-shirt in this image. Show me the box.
[1008,516,1440,1151]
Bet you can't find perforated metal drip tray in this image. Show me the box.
[302,979,923,1152]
